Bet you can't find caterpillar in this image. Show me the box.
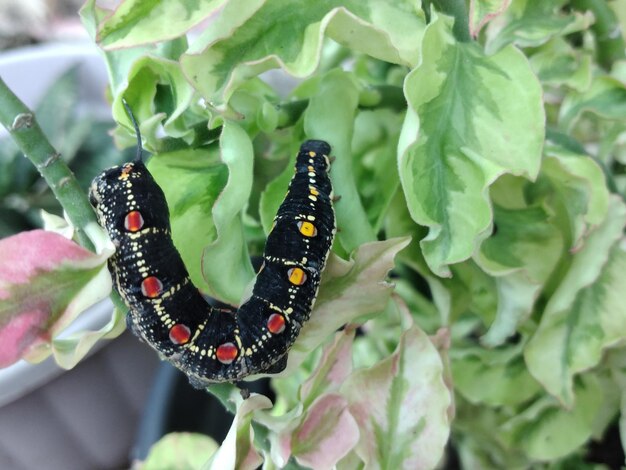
[88,111,335,387]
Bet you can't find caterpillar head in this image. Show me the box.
[88,161,169,238]
[296,139,331,174]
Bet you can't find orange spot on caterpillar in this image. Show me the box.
[267,313,286,334]
[124,210,144,232]
[297,221,317,237]
[118,164,133,180]
[141,276,163,298]
[288,267,307,285]
[169,324,191,345]
[216,342,238,364]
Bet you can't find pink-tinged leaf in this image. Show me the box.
[0,230,112,368]
[300,328,356,407]
[205,393,272,470]
[254,237,410,379]
[255,404,304,468]
[291,394,360,470]
[469,0,512,38]
[341,325,451,470]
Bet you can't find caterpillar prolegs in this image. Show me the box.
[89,138,335,386]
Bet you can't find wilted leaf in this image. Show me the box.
[180,0,426,104]
[143,432,219,470]
[525,197,626,406]
[0,230,112,367]
[398,13,544,276]
[341,325,451,470]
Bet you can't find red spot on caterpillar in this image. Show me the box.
[267,313,286,334]
[124,210,144,232]
[169,324,191,345]
[141,276,163,298]
[216,342,238,364]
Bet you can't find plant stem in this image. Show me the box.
[0,78,129,314]
[571,0,626,70]
[426,0,471,42]
[0,77,96,251]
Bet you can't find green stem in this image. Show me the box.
[571,0,626,70]
[0,77,96,251]
[427,0,471,42]
[0,78,129,313]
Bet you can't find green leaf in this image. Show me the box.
[529,38,592,92]
[341,325,451,470]
[352,109,402,232]
[398,13,544,276]
[477,198,563,282]
[180,0,426,104]
[143,432,219,470]
[540,143,610,250]
[479,272,542,347]
[258,140,301,235]
[483,0,593,54]
[384,191,451,326]
[290,394,360,469]
[475,178,564,345]
[451,342,541,407]
[79,0,110,38]
[0,230,113,367]
[501,375,603,461]
[97,0,228,49]
[201,122,256,305]
[111,55,197,151]
[147,148,228,293]
[204,393,272,470]
[559,75,626,132]
[524,196,626,406]
[304,70,377,253]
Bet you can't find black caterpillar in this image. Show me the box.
[89,113,335,387]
